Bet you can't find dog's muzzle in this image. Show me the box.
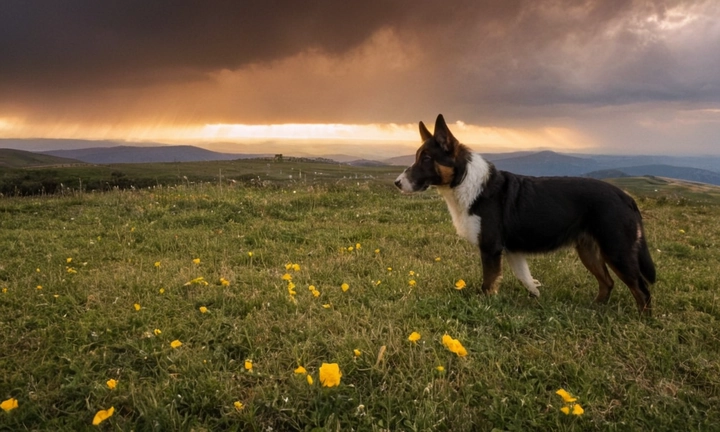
[395,171,416,193]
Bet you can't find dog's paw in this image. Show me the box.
[527,286,540,298]
[532,279,542,287]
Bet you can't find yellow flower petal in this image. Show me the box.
[154,261,161,268]
[341,283,349,292]
[292,264,301,271]
[281,273,292,281]
[442,334,468,356]
[199,306,208,313]
[294,366,307,374]
[133,303,141,311]
[248,252,253,257]
[355,243,361,249]
[322,303,331,309]
[244,360,253,371]
[66,257,72,263]
[1,398,19,412]
[408,332,421,343]
[408,279,416,286]
[170,339,182,348]
[234,401,244,411]
[555,389,577,403]
[285,263,293,270]
[354,349,362,357]
[435,257,441,262]
[159,288,165,294]
[572,404,584,415]
[374,249,380,254]
[436,365,445,372]
[153,328,162,335]
[307,375,314,385]
[192,258,201,264]
[560,406,570,415]
[92,406,114,425]
[106,379,117,390]
[455,279,467,290]
[319,363,342,387]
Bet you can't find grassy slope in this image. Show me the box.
[0,169,719,430]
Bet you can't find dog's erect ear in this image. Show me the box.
[433,114,458,153]
[419,121,432,142]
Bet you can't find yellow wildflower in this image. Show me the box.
[281,273,292,281]
[408,279,417,286]
[66,267,77,274]
[184,276,208,286]
[244,360,253,371]
[679,229,686,234]
[292,263,301,271]
[319,363,342,387]
[154,261,161,268]
[307,374,314,385]
[560,406,570,415]
[354,349,362,357]
[106,379,117,390]
[234,401,244,411]
[36,285,42,290]
[387,267,392,272]
[435,257,441,262]
[374,249,380,254]
[1,398,18,412]
[555,389,577,403]
[436,366,445,372]
[2,288,7,294]
[134,303,141,311]
[347,246,354,251]
[311,288,320,298]
[192,258,200,264]
[408,332,421,343]
[294,366,307,374]
[572,404,584,415]
[341,283,349,292]
[92,407,114,425]
[285,263,292,270]
[455,279,467,290]
[66,257,72,263]
[442,334,468,357]
[159,288,165,294]
[355,243,361,249]
[199,306,208,313]
[153,329,162,336]
[220,277,230,286]
[248,251,253,257]
[322,303,331,309]
[170,340,182,348]
[288,282,297,296]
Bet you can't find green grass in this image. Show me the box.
[1,170,720,430]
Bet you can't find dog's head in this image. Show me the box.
[394,114,470,193]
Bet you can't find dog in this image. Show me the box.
[394,114,655,314]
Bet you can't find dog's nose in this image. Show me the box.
[394,179,402,189]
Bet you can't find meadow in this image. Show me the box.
[1,161,719,431]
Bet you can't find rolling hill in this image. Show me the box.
[41,145,269,164]
[0,148,83,168]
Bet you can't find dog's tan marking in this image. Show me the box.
[435,163,454,186]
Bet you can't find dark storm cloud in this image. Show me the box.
[1,0,719,123]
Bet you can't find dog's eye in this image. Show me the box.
[422,153,432,162]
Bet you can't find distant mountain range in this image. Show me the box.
[3,143,720,186]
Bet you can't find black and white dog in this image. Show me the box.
[395,115,655,314]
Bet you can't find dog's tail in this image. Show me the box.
[638,233,656,284]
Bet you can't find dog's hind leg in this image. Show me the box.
[505,253,541,297]
[576,237,614,303]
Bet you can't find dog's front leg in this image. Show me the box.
[480,249,503,294]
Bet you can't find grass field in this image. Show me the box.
[1,163,720,430]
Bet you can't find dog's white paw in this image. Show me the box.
[527,286,541,298]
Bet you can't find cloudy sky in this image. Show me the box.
[1,0,719,157]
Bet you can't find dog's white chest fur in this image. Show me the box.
[437,153,490,246]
